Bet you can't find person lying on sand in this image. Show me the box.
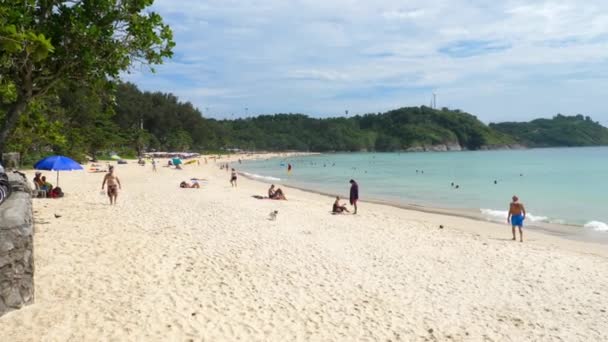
[180,180,200,188]
[332,196,350,214]
[268,184,287,200]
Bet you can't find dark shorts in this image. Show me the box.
[107,185,118,196]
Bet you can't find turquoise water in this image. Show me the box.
[240,147,608,232]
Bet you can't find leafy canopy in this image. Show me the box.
[0,0,174,148]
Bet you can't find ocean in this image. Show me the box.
[239,147,608,235]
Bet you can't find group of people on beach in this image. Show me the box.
[33,172,64,198]
[94,157,526,241]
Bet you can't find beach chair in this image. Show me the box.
[33,183,47,198]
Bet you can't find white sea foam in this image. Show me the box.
[584,221,608,232]
[241,172,281,182]
[480,209,549,223]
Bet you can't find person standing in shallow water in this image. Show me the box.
[508,195,526,242]
[349,179,359,215]
[102,165,122,205]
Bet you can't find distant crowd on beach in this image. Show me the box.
[26,153,528,243]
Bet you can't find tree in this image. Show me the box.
[0,0,174,152]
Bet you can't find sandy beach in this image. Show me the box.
[1,153,607,341]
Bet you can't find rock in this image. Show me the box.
[0,255,10,268]
[405,146,425,152]
[0,241,14,253]
[0,172,34,317]
[4,287,22,308]
[1,153,20,169]
[424,144,448,152]
[446,142,462,151]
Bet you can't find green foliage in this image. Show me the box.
[108,84,518,152]
[5,81,121,162]
[490,114,608,147]
[0,0,174,149]
[6,80,608,165]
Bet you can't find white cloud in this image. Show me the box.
[129,0,608,124]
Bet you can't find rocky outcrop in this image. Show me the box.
[479,144,526,150]
[0,173,34,317]
[402,142,528,152]
[405,142,463,152]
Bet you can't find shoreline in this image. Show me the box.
[242,176,608,245]
[236,159,608,256]
[237,152,608,244]
[1,152,607,341]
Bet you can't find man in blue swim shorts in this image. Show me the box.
[507,195,526,242]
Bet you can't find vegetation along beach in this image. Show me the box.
[1,0,608,341]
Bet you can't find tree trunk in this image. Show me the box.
[0,99,28,155]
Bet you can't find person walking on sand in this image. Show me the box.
[349,179,359,214]
[230,168,238,187]
[102,165,122,205]
[152,159,157,172]
[507,195,526,242]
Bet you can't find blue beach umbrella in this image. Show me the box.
[34,155,83,187]
[172,158,183,166]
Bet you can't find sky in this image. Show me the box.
[123,0,608,124]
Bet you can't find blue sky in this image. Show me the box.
[124,0,608,125]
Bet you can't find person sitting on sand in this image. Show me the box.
[33,172,44,189]
[332,196,350,214]
[507,195,526,242]
[268,184,286,200]
[180,181,200,188]
[40,176,53,195]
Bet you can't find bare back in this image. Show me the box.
[509,202,525,216]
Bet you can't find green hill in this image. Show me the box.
[112,83,516,152]
[490,114,608,147]
[6,82,608,163]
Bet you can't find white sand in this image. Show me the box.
[1,154,607,341]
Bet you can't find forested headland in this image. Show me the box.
[490,115,608,147]
[4,82,608,165]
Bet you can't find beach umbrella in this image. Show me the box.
[34,155,83,187]
[110,154,121,160]
[172,158,183,166]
